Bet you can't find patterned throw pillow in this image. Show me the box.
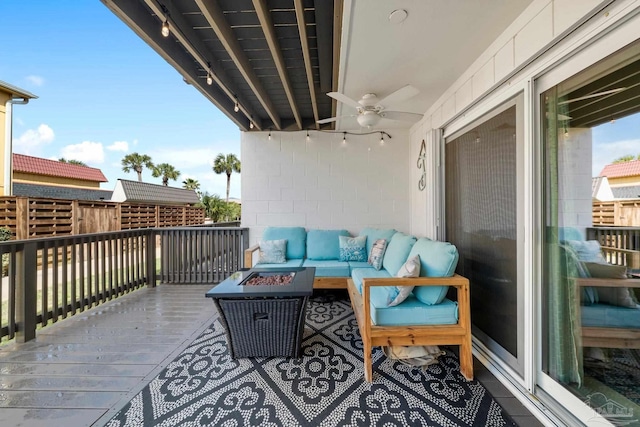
[368,239,387,270]
[388,255,421,306]
[258,239,287,264]
[339,235,367,262]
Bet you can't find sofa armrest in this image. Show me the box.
[574,277,640,288]
[244,244,260,268]
[360,274,471,333]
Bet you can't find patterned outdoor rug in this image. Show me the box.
[584,348,640,406]
[107,292,516,426]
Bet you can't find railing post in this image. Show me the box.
[15,241,37,342]
[146,229,157,287]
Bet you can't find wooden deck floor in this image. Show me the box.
[0,284,215,427]
[0,285,542,427]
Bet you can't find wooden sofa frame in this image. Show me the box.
[246,244,473,382]
[575,277,640,348]
[347,275,473,382]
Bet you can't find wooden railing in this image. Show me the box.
[586,226,640,268]
[0,226,249,343]
[0,229,156,342]
[158,226,249,284]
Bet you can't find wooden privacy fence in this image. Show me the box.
[593,199,640,226]
[0,197,205,239]
[158,227,249,284]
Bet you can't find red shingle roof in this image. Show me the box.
[599,159,640,178]
[13,154,108,183]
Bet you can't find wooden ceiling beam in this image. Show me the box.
[141,0,263,131]
[253,0,302,130]
[195,0,282,130]
[294,0,320,129]
[331,0,343,124]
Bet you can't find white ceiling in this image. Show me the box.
[333,0,534,130]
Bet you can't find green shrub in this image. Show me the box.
[0,227,10,276]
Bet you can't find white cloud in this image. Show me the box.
[107,141,128,152]
[60,141,105,164]
[14,124,55,154]
[592,138,640,176]
[25,75,44,86]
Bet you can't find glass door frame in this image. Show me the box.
[533,13,640,425]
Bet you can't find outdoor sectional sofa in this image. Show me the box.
[245,226,472,382]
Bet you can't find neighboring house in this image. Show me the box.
[600,159,640,199]
[0,81,36,196]
[12,153,112,201]
[591,176,615,201]
[111,179,199,205]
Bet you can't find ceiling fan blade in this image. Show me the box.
[317,116,339,124]
[558,87,626,105]
[326,92,361,109]
[317,114,357,124]
[382,111,423,122]
[378,85,419,107]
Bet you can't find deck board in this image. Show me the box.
[0,284,215,426]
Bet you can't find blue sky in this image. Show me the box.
[0,1,241,198]
[592,113,640,176]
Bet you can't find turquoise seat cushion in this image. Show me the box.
[256,258,304,269]
[382,232,417,276]
[263,227,307,260]
[581,304,640,328]
[302,259,350,277]
[351,267,392,293]
[558,227,583,242]
[371,296,459,326]
[408,238,458,305]
[359,228,397,259]
[348,261,373,273]
[306,229,350,260]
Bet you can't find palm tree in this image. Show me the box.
[612,154,636,164]
[152,163,181,186]
[182,178,200,192]
[212,153,241,202]
[121,153,154,182]
[199,193,228,222]
[59,158,87,166]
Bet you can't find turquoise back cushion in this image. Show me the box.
[306,229,350,260]
[382,232,417,276]
[359,228,396,258]
[408,238,458,305]
[262,227,307,259]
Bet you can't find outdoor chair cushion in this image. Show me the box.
[306,229,350,260]
[256,258,304,269]
[408,238,458,305]
[582,304,640,329]
[263,227,307,260]
[302,259,350,277]
[382,232,417,276]
[371,296,459,326]
[359,228,397,259]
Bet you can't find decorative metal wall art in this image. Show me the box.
[417,139,426,191]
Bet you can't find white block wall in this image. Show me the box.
[409,0,610,234]
[241,130,411,246]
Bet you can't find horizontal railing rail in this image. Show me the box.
[0,229,157,343]
[158,226,249,284]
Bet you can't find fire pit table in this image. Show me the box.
[206,267,315,358]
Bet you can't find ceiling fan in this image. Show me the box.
[317,84,423,128]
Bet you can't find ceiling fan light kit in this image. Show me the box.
[319,84,422,129]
